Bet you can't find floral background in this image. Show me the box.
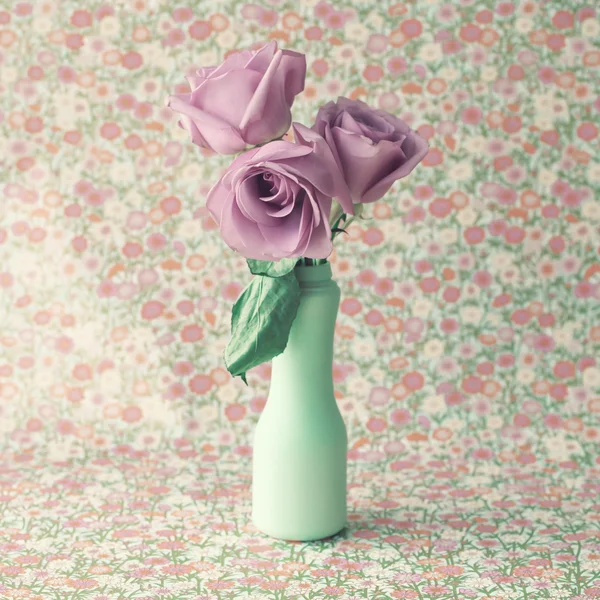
[1,0,599,598]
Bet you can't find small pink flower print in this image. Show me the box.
[391,409,411,425]
[122,242,143,258]
[404,206,426,222]
[146,233,166,251]
[574,281,595,299]
[429,197,452,218]
[177,300,194,316]
[138,268,158,287]
[464,227,485,244]
[511,309,531,325]
[67,579,98,589]
[419,277,440,293]
[462,375,482,394]
[415,184,433,200]
[374,278,394,295]
[161,563,193,574]
[189,375,212,394]
[171,7,192,22]
[160,196,181,215]
[533,334,555,352]
[122,51,143,70]
[218,281,241,302]
[402,371,424,390]
[121,406,142,423]
[225,403,246,422]
[473,270,492,287]
[356,269,377,286]
[363,228,384,246]
[538,313,556,327]
[443,287,460,302]
[341,298,362,315]
[423,586,450,596]
[129,568,154,578]
[189,19,211,40]
[100,122,120,140]
[553,360,575,379]
[392,590,419,598]
[440,318,459,334]
[72,363,92,381]
[55,336,75,354]
[141,301,164,320]
[367,417,387,432]
[205,580,235,591]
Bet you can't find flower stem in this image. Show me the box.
[328,202,344,229]
[300,258,329,266]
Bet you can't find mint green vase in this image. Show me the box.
[251,262,348,541]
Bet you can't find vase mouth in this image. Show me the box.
[294,261,332,283]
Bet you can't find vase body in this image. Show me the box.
[252,262,347,541]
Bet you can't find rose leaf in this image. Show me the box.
[224,272,301,384]
[247,257,300,277]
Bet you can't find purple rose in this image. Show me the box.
[167,41,306,155]
[313,97,429,205]
[206,124,342,260]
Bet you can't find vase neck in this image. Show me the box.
[267,265,340,408]
[294,262,333,286]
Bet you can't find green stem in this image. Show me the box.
[328,202,344,229]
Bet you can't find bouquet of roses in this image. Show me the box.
[167,41,428,383]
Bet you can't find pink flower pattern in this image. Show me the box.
[0,1,599,598]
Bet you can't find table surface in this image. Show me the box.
[1,0,599,598]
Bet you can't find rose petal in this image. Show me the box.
[302,211,333,259]
[167,94,246,154]
[240,49,306,145]
[210,49,253,79]
[253,140,313,163]
[361,132,429,204]
[239,55,292,147]
[244,40,278,72]
[206,180,229,225]
[292,122,352,214]
[294,197,314,255]
[235,177,280,226]
[178,116,209,148]
[281,153,335,198]
[221,147,262,188]
[280,49,307,105]
[258,201,304,255]
[331,127,407,204]
[206,137,331,261]
[192,69,262,127]
[337,111,363,135]
[266,199,295,217]
[226,197,277,259]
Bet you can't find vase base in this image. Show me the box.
[252,516,347,542]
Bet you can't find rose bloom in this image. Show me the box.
[167,41,306,154]
[206,123,347,261]
[313,97,428,206]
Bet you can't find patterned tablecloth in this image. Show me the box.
[1,0,599,598]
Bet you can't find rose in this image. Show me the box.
[167,41,306,155]
[206,124,345,260]
[313,97,429,205]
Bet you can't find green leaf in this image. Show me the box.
[247,257,299,277]
[224,272,301,383]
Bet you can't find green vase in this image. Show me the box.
[251,262,348,541]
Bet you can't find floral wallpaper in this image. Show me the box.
[1,0,599,598]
